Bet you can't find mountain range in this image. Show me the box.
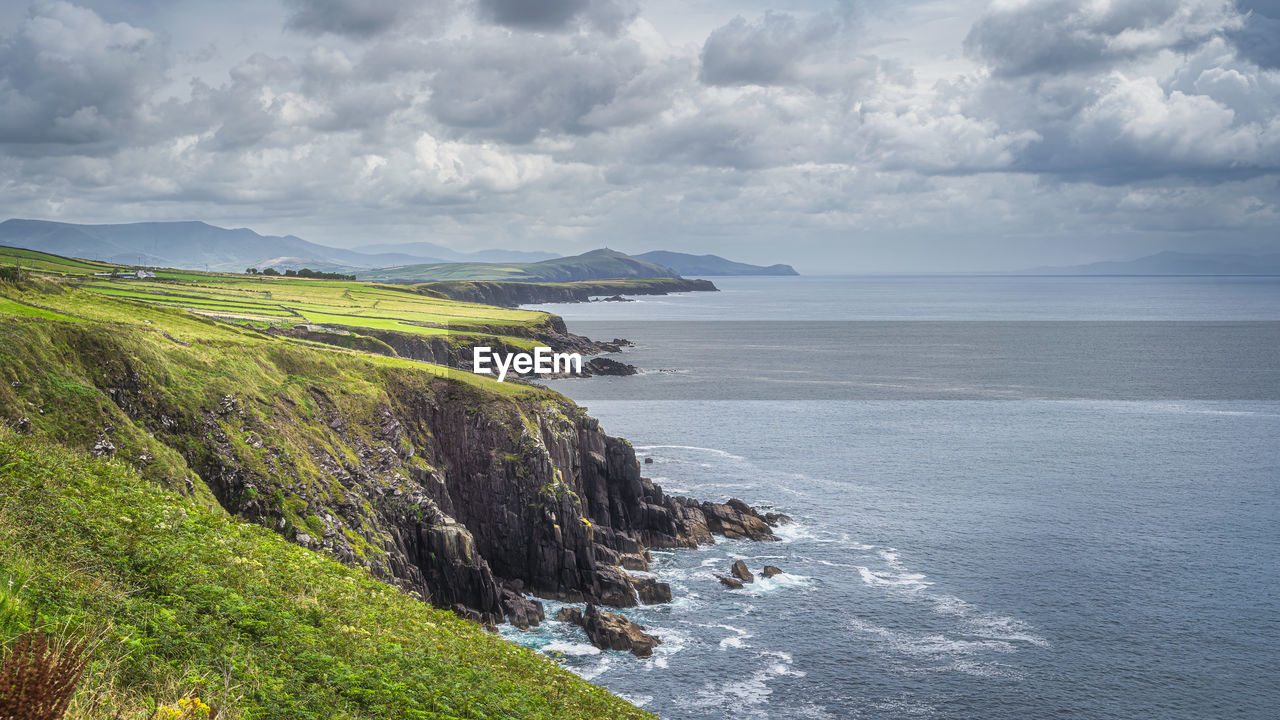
[0,219,555,272]
[1025,251,1280,275]
[633,250,798,276]
[0,219,799,279]
[356,249,680,283]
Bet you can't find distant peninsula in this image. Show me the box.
[356,249,680,283]
[0,218,553,272]
[634,250,799,276]
[1024,251,1280,276]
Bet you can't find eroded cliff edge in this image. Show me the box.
[0,314,771,629]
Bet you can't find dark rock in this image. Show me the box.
[619,552,649,572]
[419,278,718,308]
[556,607,583,624]
[762,565,784,579]
[629,575,673,604]
[584,357,638,376]
[598,295,634,303]
[570,603,661,658]
[593,565,641,608]
[717,574,744,589]
[730,560,754,583]
[763,512,792,527]
[644,457,653,464]
[500,587,545,630]
[697,498,777,541]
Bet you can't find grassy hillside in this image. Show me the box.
[0,245,560,353]
[0,256,657,718]
[0,430,651,720]
[356,249,679,283]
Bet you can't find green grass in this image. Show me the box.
[0,431,652,720]
[0,246,553,349]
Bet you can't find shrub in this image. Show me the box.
[0,629,90,720]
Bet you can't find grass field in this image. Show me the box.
[0,246,556,350]
[0,430,651,720]
[0,249,656,719]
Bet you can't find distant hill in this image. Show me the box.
[634,250,798,276]
[357,249,681,283]
[353,241,558,264]
[1026,251,1280,275]
[0,219,549,273]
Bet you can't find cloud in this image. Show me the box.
[956,2,1280,183]
[420,30,660,143]
[283,0,415,38]
[0,0,1277,269]
[965,0,1242,77]
[698,5,859,89]
[0,1,167,149]
[475,0,636,33]
[1230,0,1280,68]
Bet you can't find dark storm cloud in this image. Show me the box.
[283,0,413,37]
[0,1,167,149]
[956,0,1279,185]
[477,0,587,28]
[0,0,1277,270]
[1230,0,1280,67]
[697,4,858,88]
[422,31,658,142]
[475,0,636,32]
[965,0,1239,77]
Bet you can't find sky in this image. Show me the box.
[0,0,1277,273]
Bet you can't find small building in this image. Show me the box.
[134,270,156,279]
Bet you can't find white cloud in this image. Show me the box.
[0,0,1275,270]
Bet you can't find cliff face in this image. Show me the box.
[419,278,718,308]
[0,318,770,627]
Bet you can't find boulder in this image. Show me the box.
[698,498,777,541]
[717,574,744,589]
[499,587,545,630]
[619,552,649,572]
[593,565,641,607]
[762,565,784,579]
[584,357,638,376]
[730,560,754,583]
[629,575,673,604]
[561,604,662,658]
[763,512,792,527]
[644,457,654,464]
[556,607,584,624]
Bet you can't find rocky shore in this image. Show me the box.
[417,278,718,308]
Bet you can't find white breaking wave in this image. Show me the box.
[543,641,601,657]
[632,444,749,461]
[686,649,806,719]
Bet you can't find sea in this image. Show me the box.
[499,275,1280,720]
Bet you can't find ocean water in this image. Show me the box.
[501,276,1280,719]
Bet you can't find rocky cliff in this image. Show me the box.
[0,315,772,629]
[418,278,718,308]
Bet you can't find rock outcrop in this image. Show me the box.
[730,560,754,583]
[629,575,673,604]
[419,278,718,308]
[717,575,744,589]
[762,565,784,579]
[558,604,662,658]
[272,321,637,378]
[12,319,778,627]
